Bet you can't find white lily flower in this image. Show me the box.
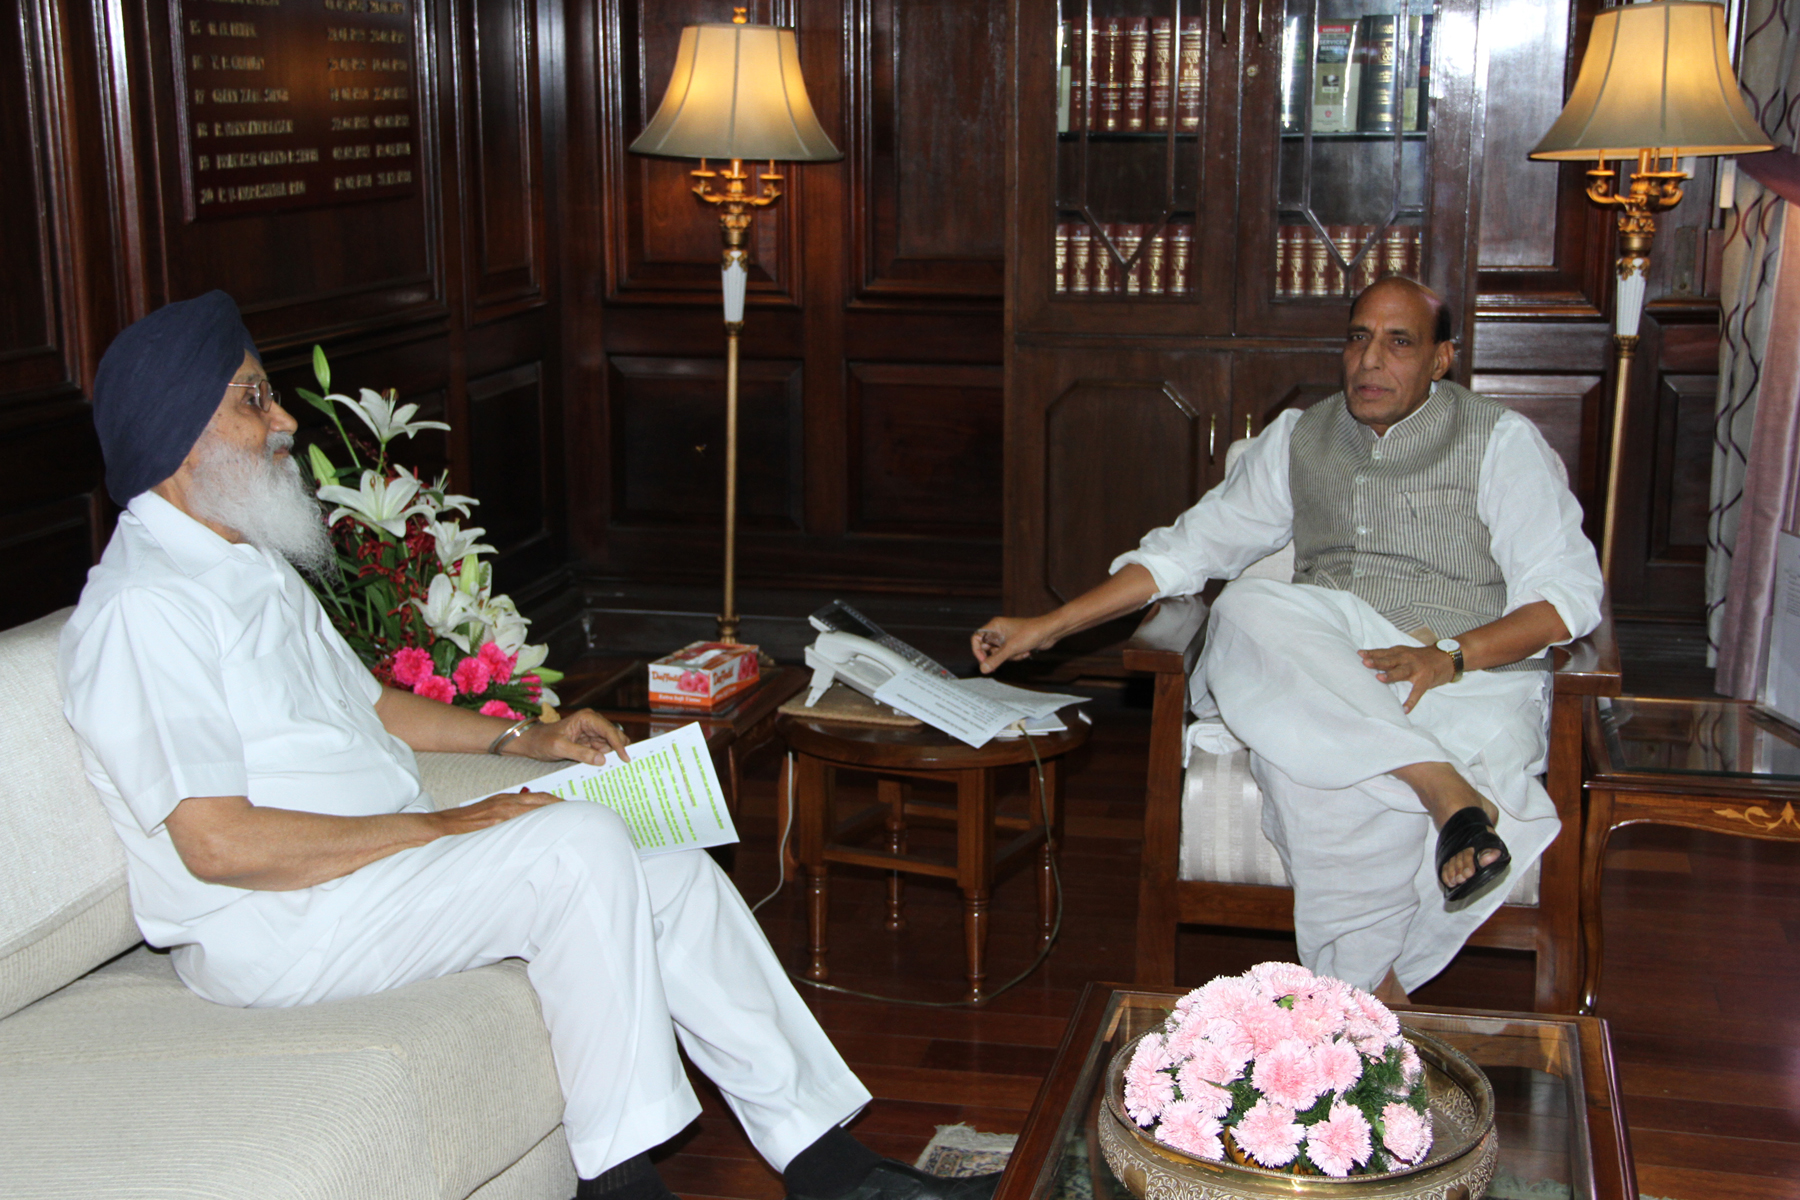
[535,684,560,708]
[513,642,549,675]
[488,610,534,658]
[317,467,431,537]
[429,520,495,568]
[344,387,451,446]
[411,573,484,653]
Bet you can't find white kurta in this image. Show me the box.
[58,493,871,1177]
[1112,397,1604,992]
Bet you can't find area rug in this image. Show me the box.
[915,1126,1676,1200]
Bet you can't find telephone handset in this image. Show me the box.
[803,631,919,705]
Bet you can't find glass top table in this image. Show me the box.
[1592,696,1800,784]
[997,984,1635,1200]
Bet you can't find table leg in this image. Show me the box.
[957,767,996,1004]
[1037,758,1061,948]
[797,753,832,982]
[1579,785,1617,1015]
[880,777,907,932]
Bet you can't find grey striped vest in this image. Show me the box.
[1289,380,1545,670]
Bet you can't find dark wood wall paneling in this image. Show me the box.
[587,0,1008,600]
[1472,0,1720,619]
[2,0,569,632]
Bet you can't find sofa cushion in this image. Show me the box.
[0,608,139,1021]
[416,750,560,811]
[1178,746,1541,905]
[0,945,567,1200]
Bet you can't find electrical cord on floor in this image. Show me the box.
[750,729,1064,1008]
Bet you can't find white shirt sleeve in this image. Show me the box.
[1478,411,1605,644]
[61,587,250,834]
[1109,409,1301,600]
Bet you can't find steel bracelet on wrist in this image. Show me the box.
[486,716,538,756]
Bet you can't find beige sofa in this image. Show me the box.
[0,608,579,1199]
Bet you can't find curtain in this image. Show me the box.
[1705,0,1800,696]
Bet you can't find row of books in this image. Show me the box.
[1283,14,1434,135]
[1275,224,1422,297]
[1056,19,1202,134]
[1054,222,1196,297]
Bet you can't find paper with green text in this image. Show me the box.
[522,722,737,856]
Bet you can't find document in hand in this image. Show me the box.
[871,672,1087,748]
[521,723,738,856]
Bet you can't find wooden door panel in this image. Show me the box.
[1470,372,1604,525]
[464,0,545,318]
[846,362,1002,535]
[849,0,1007,300]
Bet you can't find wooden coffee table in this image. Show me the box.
[1581,695,1800,1013]
[998,983,1636,1200]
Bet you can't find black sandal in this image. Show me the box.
[1435,805,1511,903]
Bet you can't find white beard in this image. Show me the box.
[185,431,337,580]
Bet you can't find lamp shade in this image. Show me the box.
[1529,1,1773,160]
[629,23,841,163]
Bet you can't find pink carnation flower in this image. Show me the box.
[452,656,493,696]
[1305,1102,1373,1177]
[1173,1066,1231,1118]
[390,647,433,687]
[1345,990,1401,1054]
[1184,1037,1250,1086]
[1124,1035,1175,1126]
[477,640,518,682]
[1188,974,1261,1024]
[1238,998,1302,1056]
[1312,1037,1363,1096]
[1380,1101,1432,1165]
[480,699,525,719]
[413,674,456,704]
[1251,1038,1326,1111]
[1250,961,1316,1001]
[1399,1040,1423,1085]
[1155,1100,1223,1161]
[1232,1099,1304,1168]
[1289,991,1349,1042]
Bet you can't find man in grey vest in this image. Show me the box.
[971,278,1603,1003]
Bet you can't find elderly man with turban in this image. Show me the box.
[58,292,993,1200]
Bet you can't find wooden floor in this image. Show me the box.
[653,648,1800,1200]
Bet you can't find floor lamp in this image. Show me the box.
[1529,0,1771,584]
[629,10,841,643]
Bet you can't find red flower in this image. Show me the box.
[390,647,434,687]
[452,656,493,696]
[413,674,456,704]
[477,640,517,682]
[479,699,525,719]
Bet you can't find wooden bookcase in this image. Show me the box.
[1005,0,1484,614]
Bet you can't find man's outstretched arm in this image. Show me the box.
[373,686,631,765]
[971,563,1159,673]
[163,788,563,891]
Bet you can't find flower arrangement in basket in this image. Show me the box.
[1122,962,1432,1178]
[295,347,561,719]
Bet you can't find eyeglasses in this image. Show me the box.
[225,379,283,414]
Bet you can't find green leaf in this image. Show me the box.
[294,386,339,419]
[312,344,331,392]
[531,666,564,683]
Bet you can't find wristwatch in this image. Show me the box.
[1435,638,1465,682]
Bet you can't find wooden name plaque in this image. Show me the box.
[176,0,421,220]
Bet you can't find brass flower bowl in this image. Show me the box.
[1098,1025,1498,1199]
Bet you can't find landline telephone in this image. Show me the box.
[802,600,951,706]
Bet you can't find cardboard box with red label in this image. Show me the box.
[647,642,761,710]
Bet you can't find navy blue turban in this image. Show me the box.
[92,290,261,506]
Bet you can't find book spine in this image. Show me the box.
[1274,227,1289,295]
[1330,224,1358,294]
[1124,18,1149,132]
[1069,21,1087,131]
[1145,228,1168,296]
[1382,225,1409,280]
[1117,223,1144,296]
[1279,16,1311,133]
[1353,224,1381,292]
[1084,20,1100,129]
[1055,222,1071,294]
[1069,224,1093,295]
[1356,14,1400,134]
[1092,223,1118,295]
[1311,22,1356,133]
[1058,21,1074,133]
[1177,19,1202,132]
[1306,228,1332,296]
[1149,19,1173,132]
[1167,223,1193,295]
[1409,15,1433,131]
[1098,18,1125,132]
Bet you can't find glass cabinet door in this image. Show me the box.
[1052,2,1208,308]
[1272,0,1434,299]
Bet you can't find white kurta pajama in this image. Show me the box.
[58,493,871,1179]
[1113,390,1603,992]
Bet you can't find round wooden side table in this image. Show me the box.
[776,708,1091,1003]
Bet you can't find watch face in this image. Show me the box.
[1436,639,1461,653]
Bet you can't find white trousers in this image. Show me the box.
[174,802,871,1179]
[1199,579,1560,993]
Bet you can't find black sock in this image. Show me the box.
[577,1153,677,1200]
[783,1127,884,1199]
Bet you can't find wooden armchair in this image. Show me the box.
[1126,592,1620,1013]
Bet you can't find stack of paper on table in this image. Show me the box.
[870,672,1088,748]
